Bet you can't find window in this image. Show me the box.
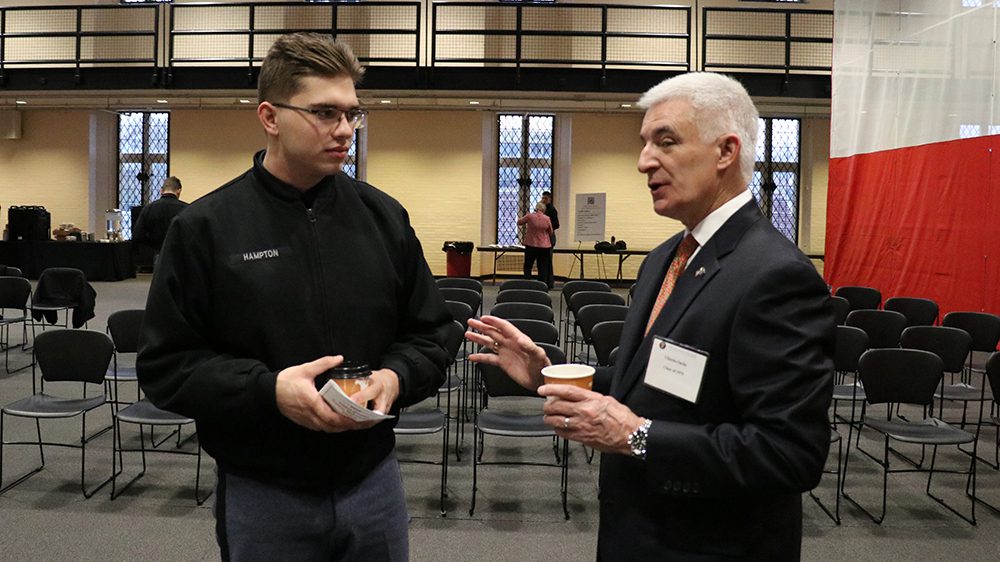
[750,117,800,243]
[342,129,363,179]
[118,112,169,239]
[496,114,555,245]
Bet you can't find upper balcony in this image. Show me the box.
[0,1,832,99]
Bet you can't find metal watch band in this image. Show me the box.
[628,418,652,460]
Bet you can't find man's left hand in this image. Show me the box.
[349,368,400,428]
[539,384,644,456]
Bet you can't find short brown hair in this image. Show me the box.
[257,33,365,104]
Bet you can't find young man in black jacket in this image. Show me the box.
[137,33,451,561]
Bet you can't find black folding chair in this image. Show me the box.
[0,329,115,497]
[835,285,882,312]
[841,349,978,525]
[470,343,570,519]
[495,289,553,307]
[490,302,554,324]
[0,276,32,373]
[498,279,549,293]
[884,297,938,327]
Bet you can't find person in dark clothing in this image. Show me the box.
[136,33,450,562]
[132,176,187,255]
[541,190,559,286]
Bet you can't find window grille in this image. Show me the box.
[496,114,554,246]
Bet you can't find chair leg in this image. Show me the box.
[841,432,889,524]
[0,413,46,495]
[80,408,115,499]
[194,443,213,506]
[561,438,570,520]
[808,436,842,525]
[469,426,479,517]
[926,444,977,525]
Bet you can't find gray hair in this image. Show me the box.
[637,73,758,184]
[162,176,182,193]
[534,202,546,213]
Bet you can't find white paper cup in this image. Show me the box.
[541,364,595,389]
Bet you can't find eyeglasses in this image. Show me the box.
[270,102,368,129]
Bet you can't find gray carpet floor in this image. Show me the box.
[0,276,998,561]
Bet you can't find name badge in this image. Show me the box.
[643,337,708,403]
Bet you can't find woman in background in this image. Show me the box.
[517,202,554,288]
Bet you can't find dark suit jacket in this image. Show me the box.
[595,201,834,561]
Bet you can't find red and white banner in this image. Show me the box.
[827,0,1000,316]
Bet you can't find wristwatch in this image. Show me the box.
[627,418,652,460]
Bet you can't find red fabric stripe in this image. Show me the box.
[826,135,1000,320]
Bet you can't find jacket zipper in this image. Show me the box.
[306,207,335,355]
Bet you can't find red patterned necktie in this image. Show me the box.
[645,234,699,335]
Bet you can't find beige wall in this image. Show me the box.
[1,107,831,279]
[366,110,483,275]
[169,108,266,201]
[565,112,677,280]
[0,110,90,233]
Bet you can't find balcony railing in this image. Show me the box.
[0,2,832,93]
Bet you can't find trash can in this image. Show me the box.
[442,241,474,277]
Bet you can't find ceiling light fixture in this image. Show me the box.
[380,99,392,104]
[156,99,168,104]
[469,100,480,105]
[239,99,252,104]
[15,100,27,105]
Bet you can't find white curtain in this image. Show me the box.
[832,0,1000,158]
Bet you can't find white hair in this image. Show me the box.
[637,72,759,184]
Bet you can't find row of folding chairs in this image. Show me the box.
[0,310,209,505]
[812,318,1000,526]
[832,285,941,327]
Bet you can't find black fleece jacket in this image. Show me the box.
[137,151,451,488]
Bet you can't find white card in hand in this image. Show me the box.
[319,380,394,422]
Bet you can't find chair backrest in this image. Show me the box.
[438,287,481,317]
[509,318,560,345]
[829,295,851,326]
[900,326,971,374]
[107,309,144,354]
[576,304,629,341]
[835,285,882,312]
[834,325,868,373]
[480,342,565,399]
[884,297,939,327]
[495,289,552,307]
[490,302,554,323]
[0,265,24,278]
[591,321,624,366]
[846,309,906,349]
[443,320,466,366]
[444,300,474,326]
[986,352,1000,404]
[608,346,620,366]
[562,280,611,307]
[34,329,114,385]
[499,279,549,293]
[0,276,31,311]
[34,267,88,306]
[942,311,1000,353]
[858,348,942,406]
[436,277,483,293]
[568,291,626,315]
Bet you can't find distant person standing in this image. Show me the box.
[541,190,559,244]
[541,190,559,287]
[133,176,187,261]
[517,202,554,288]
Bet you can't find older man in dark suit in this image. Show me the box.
[467,72,834,561]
